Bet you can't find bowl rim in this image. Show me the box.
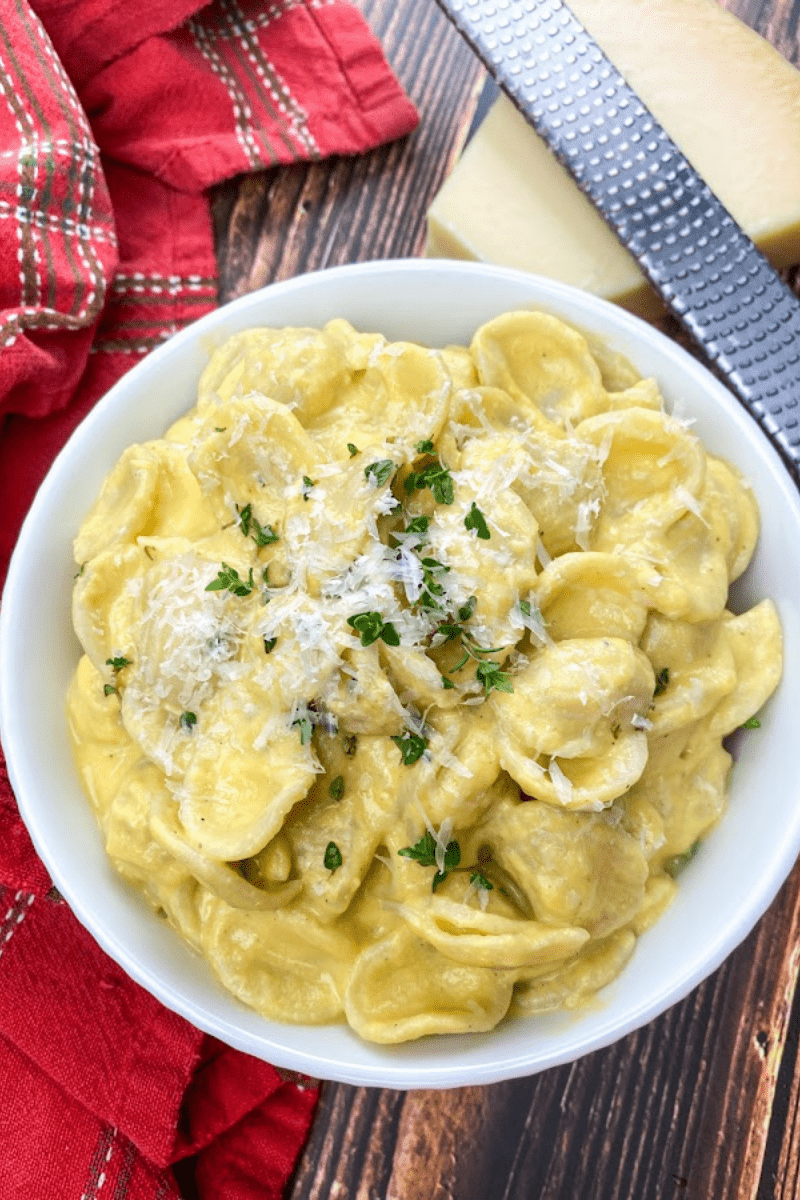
[3,257,800,1088]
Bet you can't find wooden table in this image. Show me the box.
[209,2,800,1195]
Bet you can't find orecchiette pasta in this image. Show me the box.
[67,311,782,1043]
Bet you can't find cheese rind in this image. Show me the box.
[426,0,800,319]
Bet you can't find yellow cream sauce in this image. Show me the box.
[67,312,782,1043]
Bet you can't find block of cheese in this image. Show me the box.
[426,0,800,320]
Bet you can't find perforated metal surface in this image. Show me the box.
[436,0,800,475]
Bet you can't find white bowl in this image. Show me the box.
[2,260,800,1089]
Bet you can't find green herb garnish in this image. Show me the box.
[103,684,117,697]
[404,515,430,537]
[458,596,477,622]
[263,636,277,655]
[464,502,490,539]
[664,841,700,878]
[329,775,345,801]
[475,661,514,696]
[415,438,435,454]
[470,871,494,891]
[347,443,359,457]
[238,503,278,548]
[302,476,315,499]
[251,517,278,547]
[364,459,396,487]
[398,831,438,865]
[392,730,428,765]
[404,461,455,506]
[347,611,401,647]
[106,656,131,672]
[653,667,670,697]
[238,503,253,537]
[180,711,197,732]
[398,830,461,891]
[205,563,254,596]
[417,555,451,611]
[740,716,761,729]
[324,842,343,872]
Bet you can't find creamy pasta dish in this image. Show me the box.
[67,311,782,1043]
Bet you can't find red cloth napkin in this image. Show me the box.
[0,2,417,1196]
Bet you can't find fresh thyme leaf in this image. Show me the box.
[214,426,226,432]
[653,667,670,697]
[464,502,490,539]
[237,504,279,548]
[392,731,428,765]
[324,842,343,872]
[302,476,315,500]
[347,443,359,457]
[329,775,345,801]
[103,684,117,697]
[470,871,494,891]
[417,556,450,610]
[443,840,462,871]
[237,503,252,537]
[347,611,400,647]
[263,636,277,655]
[398,831,461,890]
[404,515,430,536]
[404,461,455,505]
[458,596,477,623]
[467,640,506,657]
[347,611,384,646]
[364,459,396,487]
[432,475,454,506]
[205,563,254,596]
[441,675,455,689]
[250,516,278,547]
[664,841,700,878]
[180,711,197,732]
[380,621,400,647]
[429,466,454,505]
[398,830,438,866]
[740,716,761,729]
[418,591,443,612]
[475,661,514,696]
[415,438,435,453]
[105,656,132,672]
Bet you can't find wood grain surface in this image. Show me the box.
[209,1,800,1196]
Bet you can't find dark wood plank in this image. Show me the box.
[206,0,800,1196]
[210,0,486,303]
[287,854,800,1199]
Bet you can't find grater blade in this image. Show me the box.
[435,0,800,479]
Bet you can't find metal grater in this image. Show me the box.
[435,0,800,479]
